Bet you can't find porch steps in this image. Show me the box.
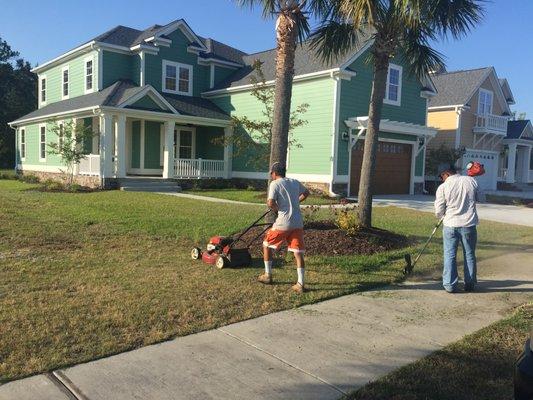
[118,178,182,193]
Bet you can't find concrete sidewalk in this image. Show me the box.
[2,250,532,400]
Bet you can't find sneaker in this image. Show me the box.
[291,283,306,294]
[464,284,475,292]
[258,273,272,284]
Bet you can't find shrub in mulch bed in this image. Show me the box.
[240,220,409,257]
[34,180,96,193]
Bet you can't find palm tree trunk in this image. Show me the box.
[269,9,299,171]
[357,54,390,228]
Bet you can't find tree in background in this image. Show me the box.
[0,37,36,168]
[214,60,308,169]
[311,0,485,228]
[47,121,94,189]
[510,111,527,121]
[236,0,327,173]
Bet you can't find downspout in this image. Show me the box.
[329,71,342,197]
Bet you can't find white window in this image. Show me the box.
[85,57,93,93]
[62,66,69,99]
[40,76,47,104]
[384,64,402,106]
[20,129,26,160]
[174,129,195,159]
[162,60,193,95]
[39,125,46,161]
[478,89,493,115]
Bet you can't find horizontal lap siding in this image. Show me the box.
[144,30,210,96]
[17,122,66,167]
[211,77,335,175]
[337,50,427,176]
[214,66,238,88]
[196,127,224,160]
[39,51,99,106]
[102,51,135,87]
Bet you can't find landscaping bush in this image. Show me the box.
[19,174,40,184]
[0,170,18,180]
[334,207,362,235]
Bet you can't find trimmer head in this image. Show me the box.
[403,254,413,275]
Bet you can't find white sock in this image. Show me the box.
[264,261,272,275]
[297,268,305,286]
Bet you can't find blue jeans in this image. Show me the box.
[442,226,477,292]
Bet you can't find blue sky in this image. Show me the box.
[2,0,531,117]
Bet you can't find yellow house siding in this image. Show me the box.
[427,109,458,150]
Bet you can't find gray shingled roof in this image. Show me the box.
[506,120,532,140]
[11,81,230,124]
[428,67,491,108]
[212,38,369,90]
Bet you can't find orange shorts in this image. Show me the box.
[263,228,305,253]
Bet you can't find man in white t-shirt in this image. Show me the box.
[258,163,309,293]
[435,165,480,293]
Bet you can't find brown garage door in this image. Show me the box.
[349,140,412,196]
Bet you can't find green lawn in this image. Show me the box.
[185,188,341,205]
[0,179,531,382]
[348,303,533,400]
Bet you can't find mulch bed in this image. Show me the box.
[239,220,409,257]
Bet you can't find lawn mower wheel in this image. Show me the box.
[191,247,202,260]
[216,255,229,269]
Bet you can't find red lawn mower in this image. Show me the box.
[191,210,272,269]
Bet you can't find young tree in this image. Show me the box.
[47,120,94,188]
[235,1,327,172]
[214,60,309,168]
[311,0,485,227]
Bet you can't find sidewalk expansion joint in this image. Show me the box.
[48,371,91,400]
[217,327,347,396]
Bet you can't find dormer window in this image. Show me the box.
[162,60,192,96]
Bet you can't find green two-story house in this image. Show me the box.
[10,18,436,195]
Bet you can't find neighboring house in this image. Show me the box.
[10,18,436,195]
[503,119,533,185]
[426,67,531,190]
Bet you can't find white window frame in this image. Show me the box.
[84,56,94,94]
[58,121,65,149]
[162,60,193,96]
[39,124,47,161]
[478,88,493,115]
[384,64,402,106]
[39,75,47,106]
[174,127,196,159]
[61,66,70,100]
[20,128,26,161]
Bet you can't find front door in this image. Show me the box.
[174,129,195,159]
[128,120,164,175]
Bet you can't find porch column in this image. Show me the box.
[163,120,175,179]
[223,126,233,179]
[522,145,532,183]
[116,115,127,178]
[100,114,114,181]
[506,142,517,183]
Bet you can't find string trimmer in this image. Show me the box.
[404,217,444,275]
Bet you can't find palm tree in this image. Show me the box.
[236,0,328,172]
[311,0,485,228]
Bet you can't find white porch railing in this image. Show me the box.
[474,114,508,134]
[79,154,100,176]
[498,168,508,180]
[174,158,226,178]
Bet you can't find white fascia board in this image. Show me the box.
[347,116,438,137]
[9,106,99,127]
[156,19,208,51]
[129,44,158,55]
[198,58,243,69]
[202,68,342,97]
[100,106,232,127]
[428,104,467,111]
[31,41,96,73]
[117,85,180,115]
[420,90,437,99]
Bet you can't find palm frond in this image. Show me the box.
[235,0,279,18]
[309,21,367,63]
[400,33,445,79]
[426,0,485,39]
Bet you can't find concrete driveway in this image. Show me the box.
[374,195,533,227]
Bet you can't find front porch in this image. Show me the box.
[77,113,233,183]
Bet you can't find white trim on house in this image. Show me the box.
[383,64,402,106]
[39,75,47,107]
[477,88,493,115]
[116,85,179,114]
[129,44,158,55]
[329,75,342,194]
[97,49,103,90]
[428,104,468,111]
[209,64,215,89]
[155,19,208,51]
[139,51,146,86]
[9,107,98,127]
[174,126,197,159]
[17,164,64,173]
[39,124,47,162]
[197,58,243,69]
[61,65,70,100]
[31,41,96,73]
[231,171,268,179]
[345,117,437,137]
[19,128,26,161]
[162,60,193,96]
[339,41,374,70]
[84,55,95,94]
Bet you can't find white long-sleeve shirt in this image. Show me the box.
[434,174,479,228]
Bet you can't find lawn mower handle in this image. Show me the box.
[404,217,444,274]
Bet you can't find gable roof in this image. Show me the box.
[506,120,533,140]
[428,67,491,108]
[10,81,230,125]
